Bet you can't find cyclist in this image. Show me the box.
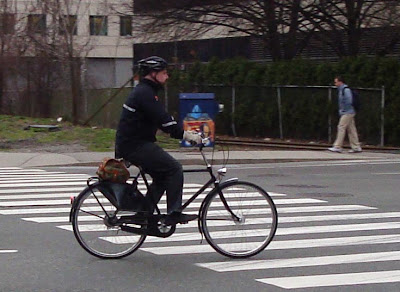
[115,56,201,225]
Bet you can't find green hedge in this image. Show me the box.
[168,56,400,146]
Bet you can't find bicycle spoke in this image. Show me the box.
[72,185,146,259]
[201,181,277,258]
[79,209,106,220]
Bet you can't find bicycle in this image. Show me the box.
[70,140,278,259]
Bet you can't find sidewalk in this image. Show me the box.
[1,149,400,168]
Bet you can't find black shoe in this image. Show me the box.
[164,212,198,226]
[117,213,146,224]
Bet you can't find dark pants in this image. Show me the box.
[120,142,183,214]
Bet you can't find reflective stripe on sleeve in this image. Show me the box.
[123,104,136,113]
[162,121,177,127]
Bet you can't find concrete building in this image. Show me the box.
[2,0,134,89]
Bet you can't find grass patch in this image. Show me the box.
[156,132,182,149]
[0,115,180,152]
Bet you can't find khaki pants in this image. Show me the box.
[333,114,361,149]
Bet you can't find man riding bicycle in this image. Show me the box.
[115,56,201,226]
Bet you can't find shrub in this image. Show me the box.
[167,56,400,146]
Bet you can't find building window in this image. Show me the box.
[28,14,46,34]
[90,16,107,36]
[0,13,15,35]
[59,15,77,35]
[120,16,132,36]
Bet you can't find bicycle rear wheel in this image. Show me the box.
[201,181,277,258]
[71,185,146,259]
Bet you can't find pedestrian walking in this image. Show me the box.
[328,76,362,153]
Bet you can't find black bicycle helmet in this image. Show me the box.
[137,56,168,76]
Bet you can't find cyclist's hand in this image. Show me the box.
[183,130,202,145]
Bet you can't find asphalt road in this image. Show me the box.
[1,158,400,291]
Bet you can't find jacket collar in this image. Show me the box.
[141,78,163,91]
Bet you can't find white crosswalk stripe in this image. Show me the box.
[0,204,374,215]
[21,211,400,224]
[0,167,399,289]
[0,197,325,207]
[256,270,400,289]
[57,221,400,238]
[0,174,86,179]
[140,234,400,254]
[0,169,46,173]
[197,251,400,271]
[0,250,18,253]
[0,187,84,194]
[0,178,89,184]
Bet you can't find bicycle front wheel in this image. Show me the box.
[201,181,278,258]
[71,185,146,259]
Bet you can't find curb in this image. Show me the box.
[41,157,369,168]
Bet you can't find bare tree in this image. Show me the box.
[129,0,320,61]
[126,0,400,60]
[23,0,94,124]
[302,0,400,57]
[0,0,29,114]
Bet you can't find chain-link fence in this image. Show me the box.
[165,84,385,146]
[1,84,385,146]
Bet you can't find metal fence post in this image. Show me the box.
[231,85,237,137]
[277,86,283,139]
[328,87,332,143]
[164,83,169,112]
[381,86,385,146]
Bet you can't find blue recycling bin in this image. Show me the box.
[179,93,219,147]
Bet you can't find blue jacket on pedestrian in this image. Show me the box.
[338,83,355,115]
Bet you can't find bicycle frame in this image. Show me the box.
[70,142,278,258]
[136,146,216,215]
[137,145,240,222]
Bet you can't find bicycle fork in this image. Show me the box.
[197,180,241,240]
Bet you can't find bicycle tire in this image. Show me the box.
[71,185,146,259]
[201,180,278,258]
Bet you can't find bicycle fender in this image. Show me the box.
[223,178,239,183]
[69,183,101,223]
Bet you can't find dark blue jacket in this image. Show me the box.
[115,78,183,156]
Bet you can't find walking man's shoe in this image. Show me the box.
[328,147,342,153]
[348,147,362,153]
